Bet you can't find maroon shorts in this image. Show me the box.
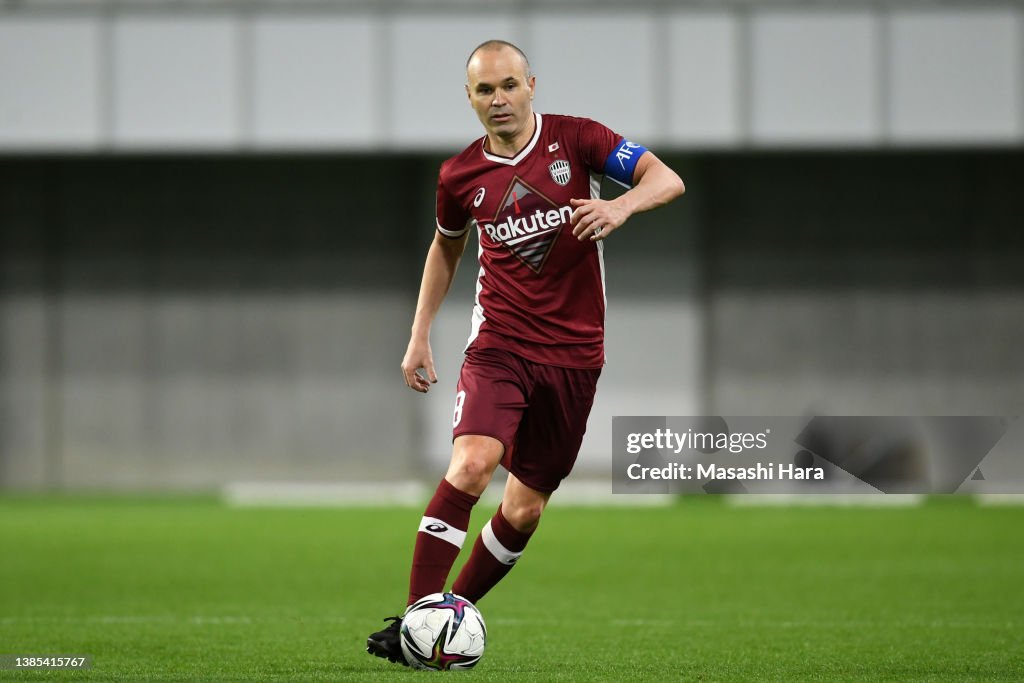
[452,346,602,494]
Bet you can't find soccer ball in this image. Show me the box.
[400,592,486,670]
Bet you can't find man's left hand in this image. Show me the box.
[569,197,630,242]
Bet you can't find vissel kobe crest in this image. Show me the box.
[479,177,572,274]
[548,159,571,186]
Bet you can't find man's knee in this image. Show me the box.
[446,436,503,495]
[450,453,492,488]
[502,496,546,532]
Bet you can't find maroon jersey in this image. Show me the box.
[436,113,640,369]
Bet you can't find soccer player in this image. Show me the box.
[367,39,685,665]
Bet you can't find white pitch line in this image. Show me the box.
[222,481,428,507]
[0,615,1011,630]
[223,480,674,508]
[725,494,924,507]
[0,615,348,625]
[188,616,252,625]
[976,493,1024,506]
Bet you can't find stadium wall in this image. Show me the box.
[1,152,1022,490]
[1,4,1023,152]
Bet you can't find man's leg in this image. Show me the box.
[452,360,601,604]
[366,435,504,665]
[407,435,504,605]
[368,347,528,664]
[451,473,549,603]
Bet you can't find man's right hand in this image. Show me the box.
[401,337,438,393]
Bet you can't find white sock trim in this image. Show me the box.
[417,516,467,548]
[481,520,523,566]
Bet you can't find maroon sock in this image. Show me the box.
[407,478,479,606]
[451,504,534,604]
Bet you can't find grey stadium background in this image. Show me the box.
[1,0,1022,496]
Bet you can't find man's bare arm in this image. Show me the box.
[570,152,685,241]
[402,230,471,393]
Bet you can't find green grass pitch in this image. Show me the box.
[1,495,1022,681]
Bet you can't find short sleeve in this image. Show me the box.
[577,118,648,189]
[577,118,623,174]
[435,174,471,239]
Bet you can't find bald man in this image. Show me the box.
[367,39,685,667]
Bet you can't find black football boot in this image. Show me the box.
[366,616,407,666]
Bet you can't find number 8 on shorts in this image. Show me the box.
[452,390,466,428]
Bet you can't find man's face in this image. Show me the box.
[466,47,535,142]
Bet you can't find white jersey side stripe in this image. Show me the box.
[418,516,468,549]
[590,170,608,364]
[481,520,522,566]
[465,238,486,350]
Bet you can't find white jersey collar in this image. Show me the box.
[481,113,542,166]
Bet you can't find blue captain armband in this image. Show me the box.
[603,140,648,188]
